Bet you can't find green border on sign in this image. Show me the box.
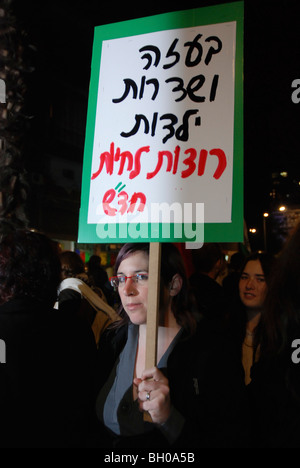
[78,1,244,243]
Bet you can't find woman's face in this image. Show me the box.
[239,259,268,309]
[117,250,149,325]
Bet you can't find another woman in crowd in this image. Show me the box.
[90,242,250,448]
[248,222,300,447]
[226,252,275,385]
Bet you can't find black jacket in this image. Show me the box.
[248,349,300,448]
[0,298,97,448]
[91,318,250,448]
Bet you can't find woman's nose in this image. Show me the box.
[123,277,137,295]
[245,277,255,289]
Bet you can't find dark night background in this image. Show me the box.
[7,0,300,252]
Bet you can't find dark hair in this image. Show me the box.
[240,251,275,285]
[191,243,224,273]
[226,251,275,352]
[113,243,196,334]
[0,229,61,306]
[0,220,16,241]
[257,223,300,400]
[260,222,300,358]
[60,251,85,278]
[229,252,246,271]
[87,255,101,270]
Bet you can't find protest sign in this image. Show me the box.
[78,3,244,421]
[78,2,244,244]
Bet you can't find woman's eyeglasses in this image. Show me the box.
[110,273,148,289]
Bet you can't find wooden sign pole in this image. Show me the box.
[144,242,161,422]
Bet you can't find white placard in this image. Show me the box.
[88,21,236,226]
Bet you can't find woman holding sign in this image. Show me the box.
[90,243,249,448]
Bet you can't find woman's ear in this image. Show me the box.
[169,274,183,297]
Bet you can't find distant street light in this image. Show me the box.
[263,212,269,251]
[279,205,286,212]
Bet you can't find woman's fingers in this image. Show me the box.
[134,367,171,424]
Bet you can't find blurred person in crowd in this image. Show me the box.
[189,243,226,321]
[56,251,120,347]
[226,252,275,385]
[86,254,115,306]
[89,243,250,448]
[0,229,97,447]
[222,251,246,301]
[248,222,300,447]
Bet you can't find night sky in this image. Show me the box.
[10,0,300,242]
